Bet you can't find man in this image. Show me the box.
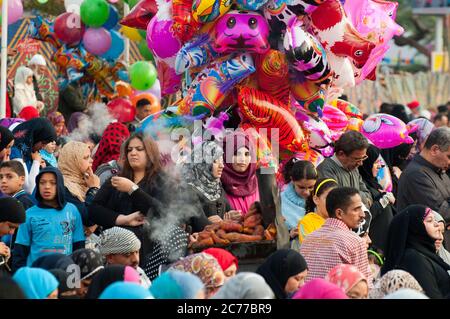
[28,54,47,109]
[397,127,450,247]
[0,197,26,276]
[98,227,151,288]
[433,113,449,128]
[317,131,372,207]
[300,187,373,286]
[129,98,155,132]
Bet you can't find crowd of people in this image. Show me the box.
[0,53,449,300]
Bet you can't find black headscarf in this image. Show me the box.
[31,253,74,271]
[382,205,450,276]
[0,126,14,152]
[85,265,128,299]
[0,197,25,223]
[71,249,104,281]
[256,249,308,299]
[358,144,383,191]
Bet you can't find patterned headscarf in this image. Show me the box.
[47,111,68,137]
[92,122,130,172]
[325,264,367,294]
[182,140,223,202]
[58,141,91,201]
[369,270,424,299]
[71,249,105,281]
[98,227,142,256]
[169,253,225,290]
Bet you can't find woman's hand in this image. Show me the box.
[188,233,199,248]
[208,215,223,224]
[84,167,100,189]
[111,176,135,193]
[0,243,11,261]
[31,151,42,163]
[116,211,145,227]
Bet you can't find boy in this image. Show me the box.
[12,167,85,271]
[0,161,36,210]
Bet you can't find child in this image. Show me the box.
[0,161,36,210]
[12,167,85,270]
[39,141,57,168]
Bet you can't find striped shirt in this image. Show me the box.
[300,218,373,287]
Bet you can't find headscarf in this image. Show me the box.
[0,197,26,223]
[0,276,26,299]
[70,249,104,281]
[408,118,434,149]
[358,144,383,191]
[220,131,257,197]
[256,249,308,299]
[169,252,225,290]
[382,205,450,276]
[31,253,74,271]
[98,227,142,256]
[58,141,91,201]
[100,282,153,299]
[0,126,14,154]
[47,111,68,137]
[383,288,429,299]
[150,270,205,299]
[92,122,130,172]
[183,140,223,202]
[369,269,423,299]
[85,265,140,299]
[67,112,88,133]
[203,248,238,272]
[40,147,58,168]
[48,269,73,298]
[12,267,59,299]
[433,212,450,265]
[325,264,367,294]
[14,66,34,90]
[18,106,39,121]
[292,278,348,299]
[212,272,275,299]
[0,118,24,131]
[12,118,57,162]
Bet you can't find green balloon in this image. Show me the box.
[138,41,154,63]
[125,0,139,8]
[80,0,110,28]
[137,29,147,39]
[129,61,157,91]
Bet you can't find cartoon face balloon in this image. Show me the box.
[361,113,417,149]
[192,0,233,23]
[214,10,270,54]
[296,109,334,157]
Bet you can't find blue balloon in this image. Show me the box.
[100,30,124,62]
[103,5,119,30]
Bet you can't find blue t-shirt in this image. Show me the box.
[15,203,85,266]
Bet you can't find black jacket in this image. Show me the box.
[64,187,98,227]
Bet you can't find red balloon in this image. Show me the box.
[54,12,86,46]
[120,0,158,30]
[107,98,136,123]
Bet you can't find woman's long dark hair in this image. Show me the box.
[120,132,162,185]
[305,178,338,213]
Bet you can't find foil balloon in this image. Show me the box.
[175,34,221,75]
[263,0,297,35]
[178,53,255,117]
[192,0,233,23]
[331,99,363,119]
[290,70,325,116]
[255,49,290,106]
[238,87,308,153]
[236,0,270,10]
[120,0,158,29]
[321,104,349,134]
[327,53,356,89]
[28,16,62,49]
[240,123,278,171]
[156,57,183,96]
[346,117,364,132]
[361,113,417,149]
[213,10,270,54]
[284,18,331,84]
[172,0,201,42]
[376,154,393,193]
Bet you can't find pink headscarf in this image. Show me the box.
[292,279,348,299]
[325,264,367,293]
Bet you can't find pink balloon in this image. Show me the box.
[8,0,24,25]
[83,28,112,55]
[321,105,349,133]
[146,16,181,59]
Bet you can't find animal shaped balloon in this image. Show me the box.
[175,34,221,74]
[321,104,349,134]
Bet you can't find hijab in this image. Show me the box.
[150,270,205,299]
[256,249,308,299]
[433,212,450,265]
[183,140,223,202]
[67,112,88,133]
[369,269,423,299]
[58,141,91,201]
[70,248,104,281]
[325,264,367,294]
[358,144,383,191]
[212,272,275,299]
[203,248,238,272]
[220,131,257,197]
[292,278,348,299]
[92,122,130,172]
[47,111,68,137]
[382,205,450,276]
[99,282,153,299]
[14,66,35,93]
[85,265,140,299]
[383,288,429,299]
[31,253,74,271]
[12,267,59,299]
[12,118,57,162]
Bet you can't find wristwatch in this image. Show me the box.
[128,184,139,196]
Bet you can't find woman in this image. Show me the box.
[434,212,450,266]
[39,141,57,168]
[358,145,395,251]
[325,264,369,299]
[256,249,308,299]
[220,131,259,216]
[369,269,424,299]
[47,111,69,137]
[89,132,171,260]
[12,66,43,115]
[298,178,338,245]
[12,267,59,299]
[408,118,434,153]
[58,141,101,237]
[281,159,318,241]
[150,270,205,299]
[382,205,450,298]
[203,247,238,279]
[10,118,57,193]
[212,272,275,299]
[70,248,105,298]
[292,278,348,299]
[92,122,130,173]
[99,282,153,299]
[169,252,225,298]
[0,126,14,163]
[85,265,140,299]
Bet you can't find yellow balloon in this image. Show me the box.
[192,0,232,23]
[120,26,143,42]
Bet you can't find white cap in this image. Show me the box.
[28,54,47,67]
